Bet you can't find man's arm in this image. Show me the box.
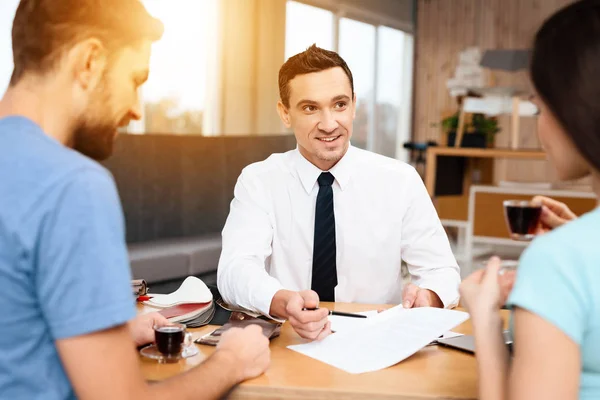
[57,324,270,400]
[400,168,460,308]
[217,171,285,316]
[218,171,330,340]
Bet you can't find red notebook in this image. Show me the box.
[158,302,212,320]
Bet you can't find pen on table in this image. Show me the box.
[302,307,367,319]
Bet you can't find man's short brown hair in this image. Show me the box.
[278,44,354,108]
[10,0,163,85]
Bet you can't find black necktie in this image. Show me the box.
[311,172,337,302]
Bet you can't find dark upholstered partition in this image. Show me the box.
[102,134,296,243]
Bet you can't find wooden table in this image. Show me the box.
[139,303,509,399]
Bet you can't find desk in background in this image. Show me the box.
[425,147,546,200]
[424,147,596,271]
[139,302,509,400]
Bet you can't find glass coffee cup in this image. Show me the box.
[503,200,542,241]
[154,323,193,358]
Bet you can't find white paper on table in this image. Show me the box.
[288,306,469,374]
[328,310,379,333]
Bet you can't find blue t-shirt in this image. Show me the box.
[507,207,600,399]
[0,116,135,399]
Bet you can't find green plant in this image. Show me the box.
[440,112,500,145]
[441,114,459,132]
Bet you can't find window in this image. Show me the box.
[338,18,376,151]
[0,0,19,94]
[285,0,414,161]
[285,1,334,60]
[376,26,412,159]
[130,0,219,135]
[0,0,219,136]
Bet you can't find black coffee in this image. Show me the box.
[155,326,184,356]
[504,205,542,236]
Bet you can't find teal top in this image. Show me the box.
[507,207,600,399]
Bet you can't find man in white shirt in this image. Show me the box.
[218,45,460,340]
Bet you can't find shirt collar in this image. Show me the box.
[293,145,354,194]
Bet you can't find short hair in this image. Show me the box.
[530,0,600,171]
[278,44,354,108]
[10,0,163,85]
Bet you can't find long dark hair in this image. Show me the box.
[530,0,600,171]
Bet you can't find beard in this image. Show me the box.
[71,117,117,161]
[71,72,120,161]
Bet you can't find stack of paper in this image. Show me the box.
[288,306,469,374]
[328,309,464,339]
[328,310,378,333]
[145,276,215,327]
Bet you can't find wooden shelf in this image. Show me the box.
[427,147,546,160]
[425,147,547,203]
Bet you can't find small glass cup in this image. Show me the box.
[153,323,193,358]
[503,200,542,241]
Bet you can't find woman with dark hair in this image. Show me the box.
[460,1,600,399]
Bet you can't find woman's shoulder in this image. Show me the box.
[518,207,600,287]
[528,207,600,256]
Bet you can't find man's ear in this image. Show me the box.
[352,93,357,120]
[68,38,108,91]
[277,99,292,128]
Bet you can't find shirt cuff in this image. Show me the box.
[251,278,286,321]
[418,281,460,309]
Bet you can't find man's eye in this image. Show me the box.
[303,105,317,112]
[334,102,347,109]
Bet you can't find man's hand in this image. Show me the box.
[532,195,577,234]
[216,324,271,383]
[270,289,331,340]
[402,283,444,308]
[128,312,169,347]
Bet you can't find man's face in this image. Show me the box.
[278,67,356,170]
[73,41,151,160]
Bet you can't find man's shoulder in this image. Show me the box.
[351,146,417,179]
[29,150,114,206]
[0,117,116,232]
[239,150,295,180]
[0,116,112,184]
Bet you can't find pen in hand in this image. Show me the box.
[302,307,367,319]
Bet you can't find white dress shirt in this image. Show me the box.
[217,145,460,316]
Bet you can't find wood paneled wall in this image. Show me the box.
[414,0,576,183]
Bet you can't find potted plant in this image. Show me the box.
[441,112,499,148]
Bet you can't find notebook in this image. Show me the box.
[158,302,212,322]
